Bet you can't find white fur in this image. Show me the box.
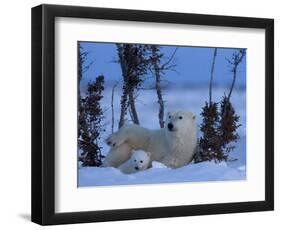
[118,150,151,174]
[102,141,133,168]
[103,111,197,169]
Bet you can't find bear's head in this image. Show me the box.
[165,111,196,134]
[130,150,151,172]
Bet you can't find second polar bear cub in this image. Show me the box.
[118,150,151,174]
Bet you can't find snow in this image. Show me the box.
[78,138,246,187]
[79,158,246,187]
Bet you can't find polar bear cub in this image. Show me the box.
[118,150,151,174]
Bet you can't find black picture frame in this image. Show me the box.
[31,4,274,225]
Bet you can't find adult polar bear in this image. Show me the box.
[103,111,197,169]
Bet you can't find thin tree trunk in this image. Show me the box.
[227,49,245,102]
[111,82,118,133]
[116,44,129,129]
[209,48,217,105]
[151,46,165,128]
[222,49,245,118]
[127,100,133,122]
[227,68,237,102]
[155,71,164,128]
[128,90,140,125]
[119,87,128,129]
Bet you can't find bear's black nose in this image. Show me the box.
[135,167,139,170]
[168,123,174,131]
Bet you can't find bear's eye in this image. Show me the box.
[134,160,136,162]
[179,116,183,119]
[169,116,171,119]
[140,160,143,163]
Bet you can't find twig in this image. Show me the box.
[161,47,178,69]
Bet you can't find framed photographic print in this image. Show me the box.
[31,4,274,225]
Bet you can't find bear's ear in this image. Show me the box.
[167,111,173,117]
[146,152,151,158]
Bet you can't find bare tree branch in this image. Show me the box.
[111,81,119,133]
[209,48,218,105]
[227,49,246,101]
[161,47,178,70]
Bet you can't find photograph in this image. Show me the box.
[77,42,247,187]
